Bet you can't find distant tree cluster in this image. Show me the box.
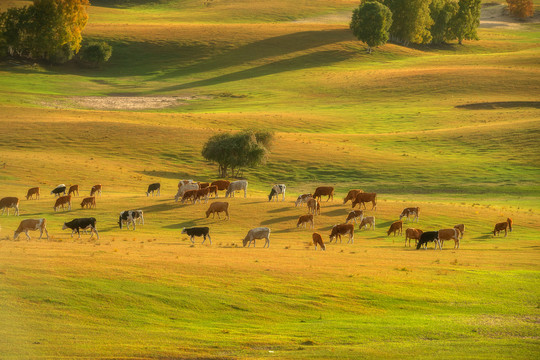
[202,130,274,178]
[0,0,90,63]
[350,0,482,52]
[506,0,534,19]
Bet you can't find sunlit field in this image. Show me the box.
[0,0,539,359]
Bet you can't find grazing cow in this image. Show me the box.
[225,180,248,198]
[294,194,312,207]
[0,197,19,216]
[62,217,99,239]
[182,227,211,244]
[297,214,314,229]
[307,198,321,215]
[178,179,195,187]
[399,207,419,222]
[13,218,49,240]
[198,182,210,189]
[175,182,200,201]
[351,192,377,210]
[416,231,441,250]
[345,210,364,224]
[118,210,144,230]
[207,185,218,198]
[25,187,40,200]
[329,223,354,244]
[343,189,363,204]
[268,184,286,202]
[179,189,198,204]
[205,202,230,220]
[358,216,375,230]
[80,196,96,209]
[243,227,270,248]
[68,185,79,197]
[194,187,211,204]
[146,183,161,197]
[53,195,71,212]
[387,221,403,237]
[438,228,460,249]
[90,184,102,197]
[454,224,465,240]
[51,184,66,197]
[312,232,326,251]
[313,186,334,202]
[211,180,231,197]
[405,228,423,247]
[493,218,512,237]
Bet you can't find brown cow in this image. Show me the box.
[0,197,19,216]
[493,218,512,237]
[343,189,363,204]
[297,214,314,229]
[90,184,102,197]
[405,228,423,247]
[80,196,96,209]
[351,192,377,210]
[194,187,211,204]
[358,216,375,230]
[198,182,210,189]
[14,218,49,240]
[307,198,321,215]
[399,207,419,222]
[329,223,354,244]
[295,193,312,207]
[454,224,465,240]
[312,232,326,250]
[210,180,230,198]
[54,195,71,212]
[387,221,403,238]
[438,228,460,249]
[313,186,334,202]
[181,189,198,204]
[68,184,79,197]
[205,202,229,220]
[25,187,40,200]
[345,210,364,224]
[207,185,218,198]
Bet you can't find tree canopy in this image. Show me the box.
[350,1,393,53]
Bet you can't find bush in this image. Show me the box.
[507,0,534,19]
[80,41,112,67]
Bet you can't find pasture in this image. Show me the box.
[0,0,539,359]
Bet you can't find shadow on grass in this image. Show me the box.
[261,214,300,225]
[162,220,202,229]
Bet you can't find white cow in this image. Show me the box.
[225,180,248,198]
[242,227,270,248]
[174,182,200,202]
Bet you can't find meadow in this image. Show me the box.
[0,0,539,359]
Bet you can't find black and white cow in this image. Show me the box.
[181,227,211,244]
[268,184,286,202]
[51,184,67,197]
[146,183,160,197]
[62,217,99,239]
[118,210,144,230]
[416,231,441,250]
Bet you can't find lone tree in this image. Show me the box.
[450,0,482,45]
[202,130,273,178]
[350,1,393,54]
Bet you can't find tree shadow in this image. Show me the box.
[162,220,202,229]
[260,214,300,225]
[267,206,291,214]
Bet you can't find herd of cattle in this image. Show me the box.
[0,180,514,250]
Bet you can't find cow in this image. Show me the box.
[243,227,270,248]
[294,194,312,207]
[207,185,218,198]
[178,179,195,187]
[454,224,465,240]
[358,216,375,230]
[416,231,441,250]
[297,214,314,229]
[268,184,286,202]
[210,180,230,197]
[0,197,19,216]
[312,232,326,251]
[313,186,334,202]
[225,180,248,198]
[146,183,160,197]
[329,223,354,244]
[399,207,419,223]
[387,221,403,238]
[307,198,320,215]
[493,218,512,237]
[118,210,144,230]
[25,187,40,200]
[62,217,99,239]
[53,195,71,212]
[179,189,198,204]
[351,192,377,210]
[205,202,229,220]
[13,218,49,240]
[175,182,200,201]
[438,228,460,249]
[197,182,210,189]
[343,189,363,204]
[182,227,211,244]
[194,187,211,204]
[80,196,96,209]
[68,184,79,197]
[51,184,66,197]
[405,228,423,247]
[90,184,102,197]
[345,210,364,224]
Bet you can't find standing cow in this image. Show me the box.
[146,183,160,197]
[313,186,334,202]
[243,227,270,248]
[0,197,19,216]
[182,227,211,244]
[225,180,248,198]
[51,184,66,197]
[268,184,286,202]
[13,218,49,240]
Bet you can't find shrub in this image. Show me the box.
[80,41,112,67]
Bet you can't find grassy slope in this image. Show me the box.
[0,1,539,359]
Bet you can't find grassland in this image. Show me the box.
[0,0,539,359]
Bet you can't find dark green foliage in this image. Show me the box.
[430,0,459,44]
[383,0,433,45]
[80,41,113,67]
[201,130,274,178]
[450,0,482,44]
[350,1,393,53]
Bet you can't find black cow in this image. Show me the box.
[181,227,211,244]
[51,184,67,197]
[118,210,143,230]
[62,217,99,239]
[416,231,440,250]
[146,183,160,197]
